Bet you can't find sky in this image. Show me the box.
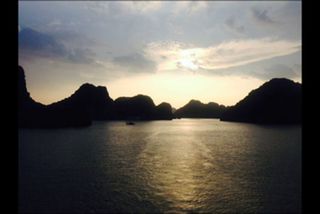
[18,1,301,108]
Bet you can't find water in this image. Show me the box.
[19,119,301,213]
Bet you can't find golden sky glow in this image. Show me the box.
[106,73,266,108]
[19,1,301,108]
[25,64,267,108]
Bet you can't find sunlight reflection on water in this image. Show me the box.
[19,119,301,213]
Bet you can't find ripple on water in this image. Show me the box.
[19,119,301,213]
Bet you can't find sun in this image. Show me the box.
[177,49,200,71]
[179,59,199,70]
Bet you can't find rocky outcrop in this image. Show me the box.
[48,83,114,120]
[220,78,301,124]
[18,66,91,128]
[113,95,173,120]
[154,102,173,120]
[174,100,226,118]
[18,66,173,128]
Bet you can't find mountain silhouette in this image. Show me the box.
[154,102,174,120]
[18,66,173,128]
[114,95,156,120]
[18,65,44,110]
[114,96,173,120]
[174,100,226,118]
[220,78,301,124]
[18,66,91,128]
[48,83,115,120]
[19,66,301,127]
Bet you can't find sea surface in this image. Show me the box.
[19,119,301,213]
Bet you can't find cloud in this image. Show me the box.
[112,53,156,73]
[225,17,245,35]
[292,63,301,74]
[251,8,276,24]
[88,1,164,16]
[119,1,163,14]
[67,48,95,64]
[260,63,300,79]
[19,27,96,64]
[19,27,67,56]
[172,1,209,15]
[221,63,301,81]
[84,1,207,17]
[84,2,111,15]
[144,38,301,72]
[198,38,300,70]
[104,1,207,16]
[144,41,186,71]
[47,19,62,27]
[50,29,102,49]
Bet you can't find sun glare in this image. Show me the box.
[178,49,199,70]
[179,59,199,70]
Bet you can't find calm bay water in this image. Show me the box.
[19,119,301,213]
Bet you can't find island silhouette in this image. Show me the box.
[220,78,301,124]
[174,100,226,119]
[18,65,301,128]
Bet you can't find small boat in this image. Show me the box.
[126,121,135,125]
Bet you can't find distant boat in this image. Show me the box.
[126,121,135,125]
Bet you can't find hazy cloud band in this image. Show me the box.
[144,38,301,71]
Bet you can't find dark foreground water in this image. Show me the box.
[19,119,301,213]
